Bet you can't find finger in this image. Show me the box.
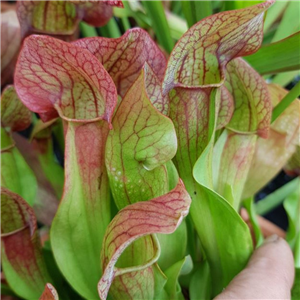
[214,235,295,299]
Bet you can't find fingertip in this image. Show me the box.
[215,236,295,299]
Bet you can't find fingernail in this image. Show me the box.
[263,234,279,244]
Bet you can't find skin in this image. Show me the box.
[214,235,295,299]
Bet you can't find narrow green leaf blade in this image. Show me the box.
[245,32,300,74]
[142,1,174,53]
[284,188,300,249]
[243,197,264,247]
[271,1,300,43]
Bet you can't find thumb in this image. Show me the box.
[214,235,295,299]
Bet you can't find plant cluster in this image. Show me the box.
[1,1,299,300]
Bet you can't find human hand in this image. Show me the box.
[214,235,295,299]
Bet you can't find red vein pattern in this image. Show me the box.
[1,10,21,87]
[1,85,32,132]
[144,63,169,115]
[105,67,177,209]
[39,283,58,300]
[225,58,271,138]
[98,180,191,300]
[215,130,256,209]
[243,84,300,198]
[16,1,78,38]
[73,28,167,97]
[217,86,234,130]
[163,0,274,93]
[1,188,51,299]
[14,35,117,123]
[51,121,112,299]
[16,1,118,38]
[168,87,212,182]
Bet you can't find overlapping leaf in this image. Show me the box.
[98,180,191,300]
[105,66,177,209]
[73,28,167,97]
[14,34,118,298]
[243,84,300,198]
[162,1,273,295]
[1,188,52,299]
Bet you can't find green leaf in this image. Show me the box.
[255,177,299,215]
[213,130,257,210]
[243,197,264,247]
[292,267,300,300]
[272,80,300,122]
[284,188,300,249]
[1,138,37,207]
[263,1,289,32]
[181,1,212,28]
[163,2,272,295]
[163,256,192,300]
[1,188,52,299]
[14,34,118,298]
[105,66,177,209]
[157,221,187,271]
[51,122,113,299]
[272,71,300,87]
[79,21,98,37]
[271,2,300,43]
[98,17,121,38]
[192,118,253,295]
[245,32,300,74]
[142,1,174,53]
[98,180,191,300]
[189,261,212,300]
